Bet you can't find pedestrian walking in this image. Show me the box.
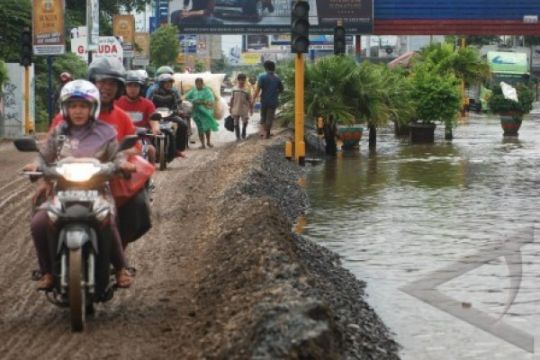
[185,78,219,149]
[229,73,253,140]
[252,60,283,139]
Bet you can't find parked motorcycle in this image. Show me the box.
[15,135,138,332]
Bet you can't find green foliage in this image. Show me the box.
[487,83,534,115]
[417,42,490,86]
[195,59,205,72]
[0,0,31,62]
[0,61,8,93]
[150,25,179,68]
[411,65,461,126]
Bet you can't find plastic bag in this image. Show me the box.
[224,115,234,132]
[500,82,519,102]
[109,155,155,207]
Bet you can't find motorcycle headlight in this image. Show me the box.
[56,163,101,182]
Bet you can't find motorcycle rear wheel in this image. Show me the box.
[159,136,166,171]
[69,248,86,332]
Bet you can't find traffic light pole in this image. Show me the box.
[24,65,33,134]
[294,53,305,166]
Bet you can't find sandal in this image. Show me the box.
[116,268,134,288]
[36,273,54,290]
[207,143,214,148]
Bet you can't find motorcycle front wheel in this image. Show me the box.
[69,248,86,332]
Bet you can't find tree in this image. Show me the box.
[0,61,8,92]
[150,25,179,68]
[0,0,31,62]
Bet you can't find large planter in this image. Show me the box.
[409,122,436,143]
[393,121,410,137]
[337,125,364,150]
[499,113,523,136]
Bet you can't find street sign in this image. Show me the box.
[71,36,124,63]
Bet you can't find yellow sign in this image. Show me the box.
[134,33,150,58]
[32,0,65,55]
[113,15,135,54]
[241,53,262,65]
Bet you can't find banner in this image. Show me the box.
[71,36,124,64]
[32,0,65,55]
[168,0,373,34]
[133,33,150,66]
[113,15,135,57]
[241,53,262,65]
[87,0,99,51]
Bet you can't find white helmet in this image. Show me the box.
[135,69,149,81]
[60,79,101,120]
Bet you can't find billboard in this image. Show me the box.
[71,36,124,64]
[169,0,373,34]
[113,15,136,57]
[32,0,65,55]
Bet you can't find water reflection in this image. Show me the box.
[303,114,540,359]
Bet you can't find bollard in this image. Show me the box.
[297,141,305,166]
[285,141,293,161]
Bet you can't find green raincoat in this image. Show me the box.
[185,86,219,133]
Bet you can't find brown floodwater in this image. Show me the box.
[302,110,540,359]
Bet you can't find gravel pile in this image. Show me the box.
[197,140,401,359]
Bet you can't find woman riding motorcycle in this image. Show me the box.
[25,80,135,289]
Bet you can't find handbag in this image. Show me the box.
[224,115,235,132]
[109,155,155,207]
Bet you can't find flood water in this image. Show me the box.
[301,111,540,359]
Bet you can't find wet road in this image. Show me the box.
[302,110,540,359]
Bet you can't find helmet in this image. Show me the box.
[59,72,73,83]
[88,58,126,98]
[59,79,101,121]
[157,73,174,84]
[125,70,145,86]
[135,69,149,81]
[88,58,126,84]
[155,66,174,77]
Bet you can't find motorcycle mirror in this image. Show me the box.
[14,137,39,152]
[118,135,139,151]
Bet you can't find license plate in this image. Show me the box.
[57,190,99,202]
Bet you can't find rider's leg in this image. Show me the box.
[31,210,52,287]
[147,144,157,164]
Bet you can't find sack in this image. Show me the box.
[109,155,155,207]
[224,115,235,132]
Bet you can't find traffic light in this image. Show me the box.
[20,28,33,67]
[334,25,346,55]
[291,1,310,54]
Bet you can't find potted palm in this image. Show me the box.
[487,83,534,136]
[409,65,461,143]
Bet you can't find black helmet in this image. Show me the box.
[125,70,145,86]
[88,58,126,99]
[88,58,126,84]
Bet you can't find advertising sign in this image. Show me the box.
[87,0,99,51]
[532,46,540,72]
[487,51,529,75]
[168,0,373,34]
[32,0,65,55]
[133,33,150,66]
[71,36,124,64]
[113,15,135,57]
[241,53,262,65]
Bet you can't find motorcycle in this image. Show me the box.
[15,135,138,332]
[152,107,189,170]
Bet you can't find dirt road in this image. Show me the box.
[0,130,399,359]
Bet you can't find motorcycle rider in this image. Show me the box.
[145,65,181,99]
[149,73,189,158]
[116,70,160,163]
[51,58,152,250]
[25,80,135,289]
